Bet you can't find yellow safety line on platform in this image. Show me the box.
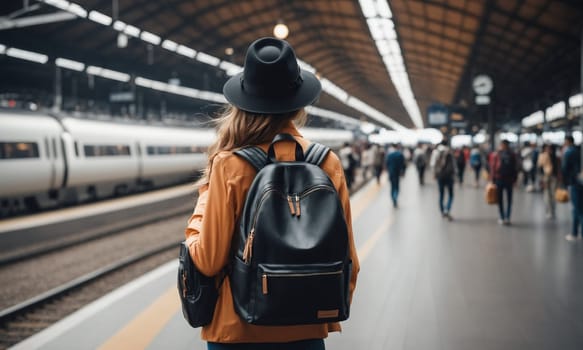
[357,216,393,262]
[97,177,391,349]
[97,287,180,350]
[350,177,386,220]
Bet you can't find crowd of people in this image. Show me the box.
[338,136,580,241]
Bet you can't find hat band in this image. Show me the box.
[240,74,304,97]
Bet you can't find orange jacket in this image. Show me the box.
[185,123,359,343]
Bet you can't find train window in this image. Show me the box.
[84,144,131,157]
[146,145,208,155]
[0,142,40,159]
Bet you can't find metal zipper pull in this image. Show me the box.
[287,195,296,216]
[242,229,255,264]
[295,194,300,217]
[262,274,268,294]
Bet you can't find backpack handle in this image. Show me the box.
[267,133,304,163]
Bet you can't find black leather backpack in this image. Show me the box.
[230,133,352,326]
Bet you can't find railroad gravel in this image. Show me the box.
[0,249,177,349]
[0,210,191,311]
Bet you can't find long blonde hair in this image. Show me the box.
[196,105,307,187]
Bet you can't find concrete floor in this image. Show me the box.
[13,167,583,350]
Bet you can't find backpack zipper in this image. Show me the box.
[243,185,335,264]
[243,188,279,264]
[261,269,343,294]
[300,184,335,198]
[242,228,255,263]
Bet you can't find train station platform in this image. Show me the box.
[11,167,583,350]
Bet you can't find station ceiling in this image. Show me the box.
[1,0,582,129]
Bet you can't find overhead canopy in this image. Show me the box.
[0,0,582,129]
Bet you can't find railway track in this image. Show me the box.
[0,241,180,349]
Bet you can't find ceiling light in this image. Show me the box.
[86,65,101,75]
[225,47,234,56]
[376,40,389,55]
[569,93,583,108]
[196,52,220,66]
[44,0,70,11]
[388,39,400,54]
[219,61,242,76]
[113,20,126,31]
[273,22,289,39]
[380,18,394,33]
[100,68,130,82]
[321,79,348,102]
[88,11,112,26]
[140,31,161,45]
[117,33,128,48]
[123,24,140,38]
[6,47,48,64]
[0,44,6,54]
[55,57,85,71]
[176,45,196,58]
[135,76,154,88]
[306,106,359,126]
[162,40,178,51]
[367,19,384,40]
[297,59,316,73]
[86,65,130,82]
[67,3,87,18]
[359,0,377,18]
[376,0,392,18]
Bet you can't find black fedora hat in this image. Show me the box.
[223,37,321,114]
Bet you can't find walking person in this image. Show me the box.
[385,143,406,208]
[413,144,427,185]
[432,140,456,220]
[489,140,518,225]
[184,37,359,349]
[373,144,385,184]
[469,146,483,187]
[562,136,583,242]
[339,142,355,190]
[455,147,467,185]
[537,144,560,220]
[521,141,535,191]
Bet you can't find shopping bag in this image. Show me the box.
[555,188,569,203]
[485,183,497,205]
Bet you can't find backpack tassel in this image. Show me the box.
[287,195,296,216]
[242,229,255,264]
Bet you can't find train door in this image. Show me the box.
[51,136,66,190]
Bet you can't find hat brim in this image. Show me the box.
[223,70,321,114]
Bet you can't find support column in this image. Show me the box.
[53,66,62,113]
[488,105,494,152]
[580,26,583,169]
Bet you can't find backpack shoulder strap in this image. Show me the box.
[304,142,330,166]
[234,146,268,172]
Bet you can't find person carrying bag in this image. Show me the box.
[181,37,359,350]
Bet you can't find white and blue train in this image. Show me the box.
[0,111,353,216]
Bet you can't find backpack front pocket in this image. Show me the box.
[252,261,349,325]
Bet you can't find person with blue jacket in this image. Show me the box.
[385,144,406,208]
[562,136,582,242]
